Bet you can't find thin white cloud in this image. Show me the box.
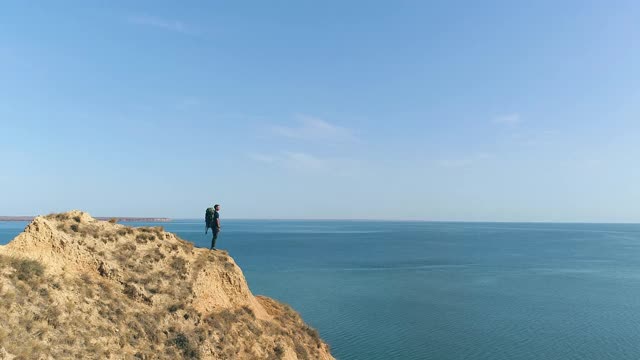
[254,116,359,174]
[282,152,328,171]
[438,152,492,168]
[248,153,277,164]
[127,15,194,34]
[249,151,356,175]
[509,130,558,147]
[271,115,357,143]
[437,159,472,168]
[492,113,522,125]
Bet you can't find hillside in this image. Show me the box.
[0,211,334,360]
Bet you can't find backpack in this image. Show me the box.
[205,207,215,234]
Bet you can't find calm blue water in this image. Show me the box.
[3,220,640,359]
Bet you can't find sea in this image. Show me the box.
[3,220,640,360]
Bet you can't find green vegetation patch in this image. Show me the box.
[11,258,45,283]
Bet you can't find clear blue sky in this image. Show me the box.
[1,1,639,221]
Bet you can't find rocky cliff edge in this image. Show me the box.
[0,211,334,360]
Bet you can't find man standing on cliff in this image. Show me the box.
[211,204,221,250]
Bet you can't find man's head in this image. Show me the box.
[214,204,220,211]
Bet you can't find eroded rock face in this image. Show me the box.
[0,211,333,360]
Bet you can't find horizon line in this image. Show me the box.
[2,216,640,225]
[164,217,640,225]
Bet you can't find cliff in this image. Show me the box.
[0,211,334,360]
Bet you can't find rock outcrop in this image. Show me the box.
[0,211,333,360]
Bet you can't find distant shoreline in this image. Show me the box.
[0,216,171,222]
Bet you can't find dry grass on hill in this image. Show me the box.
[0,211,333,360]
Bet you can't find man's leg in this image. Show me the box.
[211,229,219,249]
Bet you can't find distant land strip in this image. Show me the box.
[0,216,171,222]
